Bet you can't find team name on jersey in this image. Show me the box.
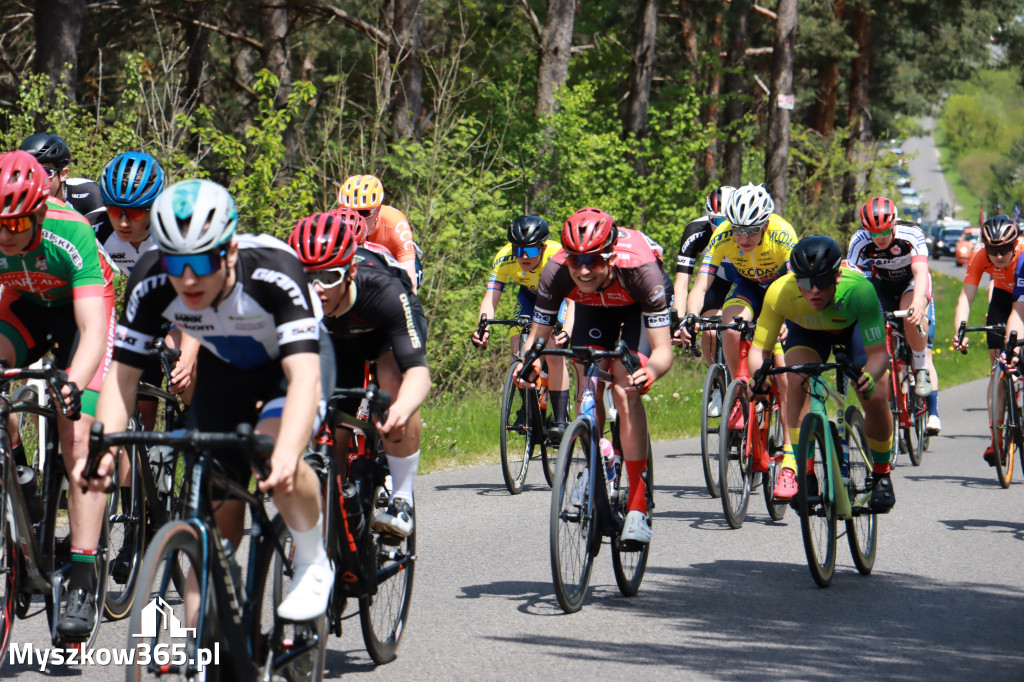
[399,293,422,349]
[43,230,83,268]
[126,274,168,322]
[252,268,308,310]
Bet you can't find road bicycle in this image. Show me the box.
[760,351,881,588]
[87,423,319,682]
[955,321,1017,488]
[0,360,107,666]
[883,309,928,466]
[524,339,653,614]
[678,313,729,499]
[717,321,787,528]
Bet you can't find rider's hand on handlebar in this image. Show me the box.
[257,451,299,495]
[471,329,488,348]
[76,451,115,494]
[514,359,542,388]
[953,334,969,352]
[853,373,877,401]
[625,366,656,394]
[553,329,570,348]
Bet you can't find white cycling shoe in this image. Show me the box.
[914,369,932,397]
[620,510,652,544]
[926,414,941,435]
[707,391,723,418]
[277,553,333,621]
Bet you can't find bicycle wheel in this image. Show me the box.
[762,396,787,521]
[796,414,837,588]
[499,363,533,495]
[844,407,877,575]
[0,468,14,665]
[541,365,576,488]
[719,379,752,529]
[991,373,1016,489]
[105,441,147,620]
[274,525,328,681]
[905,390,925,467]
[700,363,727,498]
[611,435,653,597]
[359,481,416,664]
[549,417,595,614]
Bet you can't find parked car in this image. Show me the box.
[897,186,923,209]
[889,166,911,187]
[925,218,970,257]
[955,227,981,266]
[933,225,966,259]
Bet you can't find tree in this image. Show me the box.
[721,0,750,186]
[623,0,660,141]
[535,0,576,118]
[841,1,870,216]
[35,0,85,104]
[765,0,797,214]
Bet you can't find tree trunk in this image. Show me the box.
[623,0,659,141]
[808,0,843,202]
[722,0,750,187]
[535,0,576,118]
[35,0,85,103]
[678,0,698,84]
[184,16,213,109]
[841,2,871,219]
[765,0,797,215]
[390,0,424,140]
[703,12,723,184]
[260,0,296,169]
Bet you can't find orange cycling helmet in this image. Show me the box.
[859,196,898,234]
[337,174,384,210]
[288,212,359,270]
[0,150,50,218]
[561,208,617,254]
[329,206,370,244]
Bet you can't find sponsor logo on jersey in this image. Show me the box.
[114,325,152,350]
[863,326,883,342]
[125,274,168,321]
[175,314,203,324]
[649,285,665,304]
[278,318,319,343]
[889,244,902,256]
[646,312,671,328]
[252,268,309,310]
[399,293,422,349]
[35,255,47,271]
[0,270,66,291]
[42,230,84,268]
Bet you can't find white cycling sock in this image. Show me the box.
[912,350,927,370]
[387,451,419,506]
[288,514,327,566]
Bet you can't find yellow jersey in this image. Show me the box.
[486,240,562,294]
[700,214,797,288]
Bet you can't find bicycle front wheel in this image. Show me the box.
[105,440,147,620]
[796,414,837,588]
[612,435,653,597]
[905,390,925,467]
[991,373,1016,489]
[700,363,728,498]
[762,397,788,521]
[844,407,877,575]
[500,363,533,495]
[719,380,752,529]
[549,418,595,614]
[0,467,14,665]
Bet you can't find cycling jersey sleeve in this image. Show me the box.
[964,248,989,288]
[486,244,513,293]
[245,248,321,358]
[675,218,713,275]
[752,278,787,351]
[846,231,872,277]
[113,252,178,368]
[533,259,573,326]
[852,275,886,348]
[65,178,107,226]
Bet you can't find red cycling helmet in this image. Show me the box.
[859,196,898,234]
[288,212,358,270]
[561,208,618,254]
[0,150,50,218]
[329,206,370,245]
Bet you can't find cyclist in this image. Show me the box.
[289,209,430,538]
[847,197,933,398]
[471,215,573,436]
[749,235,895,510]
[20,132,106,225]
[0,150,116,638]
[518,208,674,544]
[337,174,422,292]
[92,179,336,623]
[955,215,1023,464]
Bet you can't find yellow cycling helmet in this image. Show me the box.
[338,174,384,210]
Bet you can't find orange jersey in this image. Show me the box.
[963,238,1024,293]
[372,205,416,264]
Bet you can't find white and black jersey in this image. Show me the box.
[847,220,928,284]
[114,234,320,370]
[64,178,107,226]
[675,217,716,275]
[94,221,155,275]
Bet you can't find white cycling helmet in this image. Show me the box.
[150,179,238,254]
[725,183,774,229]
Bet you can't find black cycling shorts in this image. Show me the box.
[987,288,1013,350]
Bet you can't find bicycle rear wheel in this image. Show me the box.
[359,481,416,664]
[611,435,653,597]
[500,363,533,495]
[762,397,787,521]
[700,364,727,498]
[844,407,877,575]
[719,380,752,529]
[796,414,837,588]
[549,418,595,613]
[991,373,1016,489]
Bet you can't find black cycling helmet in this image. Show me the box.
[508,215,550,247]
[19,132,71,169]
[981,214,1019,249]
[790,235,843,289]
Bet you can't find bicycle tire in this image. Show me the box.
[905,390,925,467]
[105,440,147,620]
[359,484,416,664]
[991,373,1016,489]
[0,466,14,666]
[549,417,595,614]
[611,435,653,597]
[274,524,328,682]
[700,364,728,498]
[844,407,877,575]
[762,397,787,521]
[796,413,837,588]
[719,379,752,529]
[499,363,533,495]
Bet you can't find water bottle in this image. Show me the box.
[537,371,549,410]
[839,454,850,485]
[580,391,596,418]
[16,465,43,524]
[1015,376,1024,409]
[148,445,175,495]
[221,538,243,602]
[601,438,620,497]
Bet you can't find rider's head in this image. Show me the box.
[508,215,550,272]
[705,185,736,227]
[150,179,239,310]
[19,132,70,199]
[337,174,384,235]
[981,214,1019,268]
[859,196,898,248]
[561,208,618,294]
[0,150,50,256]
[789,235,843,311]
[288,211,360,316]
[100,151,165,244]
[725,183,774,250]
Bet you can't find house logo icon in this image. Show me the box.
[133,596,197,638]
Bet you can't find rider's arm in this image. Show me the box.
[863,341,891,386]
[92,360,146,484]
[381,365,432,434]
[477,288,502,323]
[259,352,321,494]
[673,272,691,317]
[685,270,711,316]
[66,295,108,394]
[908,260,930,326]
[166,328,200,393]
[645,325,674,380]
[1006,301,1024,344]
[953,283,978,344]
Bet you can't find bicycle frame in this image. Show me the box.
[736,336,784,474]
[883,320,916,431]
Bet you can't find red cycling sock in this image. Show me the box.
[625,459,648,514]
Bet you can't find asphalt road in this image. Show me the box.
[5,376,1022,680]
[903,116,956,225]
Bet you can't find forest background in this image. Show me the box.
[2,1,1023,460]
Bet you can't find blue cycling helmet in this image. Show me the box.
[100,152,165,208]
